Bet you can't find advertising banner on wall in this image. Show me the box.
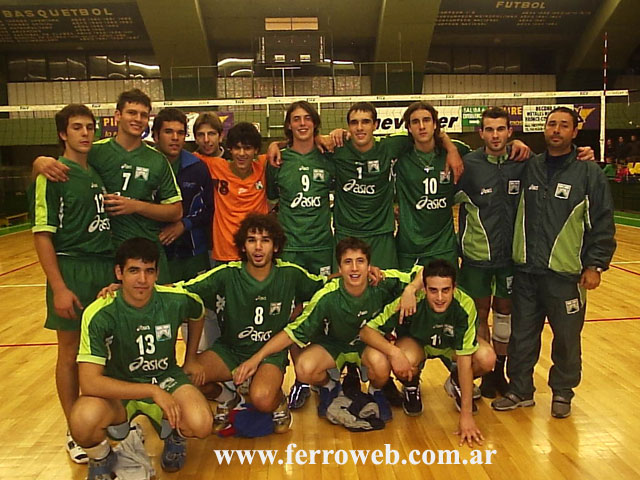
[462,106,487,128]
[375,106,463,134]
[499,104,600,132]
[98,111,235,140]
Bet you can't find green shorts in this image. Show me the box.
[121,367,191,437]
[281,248,333,276]
[334,231,398,270]
[397,250,459,271]
[210,340,289,372]
[315,336,365,371]
[167,252,211,283]
[45,255,114,331]
[458,263,513,299]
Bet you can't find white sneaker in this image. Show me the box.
[66,431,88,464]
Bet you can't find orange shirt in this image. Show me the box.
[196,153,268,261]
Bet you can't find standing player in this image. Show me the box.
[179,214,326,433]
[193,111,229,160]
[395,101,471,269]
[29,103,115,464]
[492,107,616,418]
[233,237,422,422]
[454,107,527,397]
[69,238,212,478]
[198,122,269,264]
[266,100,335,409]
[33,88,183,284]
[152,107,213,283]
[362,260,495,446]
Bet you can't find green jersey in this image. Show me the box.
[30,157,113,257]
[395,141,470,257]
[285,267,417,348]
[368,287,478,357]
[267,148,335,251]
[332,135,411,236]
[89,138,182,246]
[180,260,325,356]
[77,285,204,384]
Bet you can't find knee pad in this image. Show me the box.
[106,421,130,441]
[492,312,511,344]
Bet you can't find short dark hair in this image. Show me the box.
[335,237,371,265]
[546,107,579,129]
[347,102,377,124]
[55,103,95,147]
[226,122,261,151]
[422,259,457,285]
[152,107,187,137]
[233,213,286,261]
[194,112,223,136]
[481,106,511,129]
[284,101,321,143]
[115,237,159,270]
[403,101,443,150]
[116,88,151,112]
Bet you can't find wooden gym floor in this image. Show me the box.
[0,226,638,480]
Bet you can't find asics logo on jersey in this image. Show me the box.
[415,195,447,210]
[290,192,321,208]
[480,188,493,195]
[298,166,310,171]
[238,326,272,342]
[343,179,376,195]
[128,356,169,373]
[88,214,110,233]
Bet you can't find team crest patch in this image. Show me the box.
[255,181,264,190]
[508,180,521,195]
[155,324,172,341]
[555,183,572,199]
[134,166,149,181]
[313,169,325,181]
[439,170,451,184]
[269,302,282,315]
[565,298,580,314]
[320,265,331,276]
[367,160,380,173]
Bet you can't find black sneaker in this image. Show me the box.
[288,381,311,410]
[444,374,478,415]
[382,378,404,407]
[402,386,423,416]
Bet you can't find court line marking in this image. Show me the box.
[0,284,45,288]
[0,261,38,277]
[610,261,640,265]
[611,264,640,277]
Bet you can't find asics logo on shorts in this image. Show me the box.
[128,356,169,372]
[343,179,376,195]
[290,192,321,208]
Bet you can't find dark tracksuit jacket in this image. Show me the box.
[165,149,214,260]
[455,147,528,268]
[508,145,616,399]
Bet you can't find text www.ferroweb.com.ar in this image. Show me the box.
[214,443,497,466]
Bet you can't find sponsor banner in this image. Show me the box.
[523,104,573,132]
[462,106,487,128]
[375,106,462,134]
[503,105,524,131]
[98,111,235,140]
[522,104,600,132]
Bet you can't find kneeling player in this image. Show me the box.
[180,214,326,434]
[234,237,421,422]
[69,239,212,479]
[361,260,495,447]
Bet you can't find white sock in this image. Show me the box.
[84,439,110,461]
[215,384,236,404]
